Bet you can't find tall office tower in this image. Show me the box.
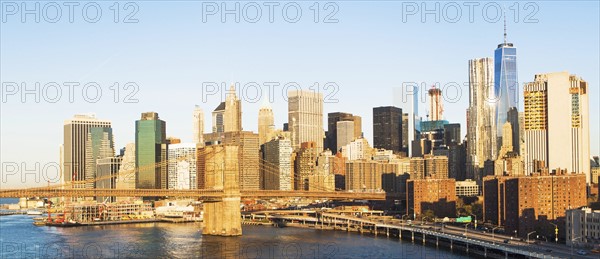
[467,58,497,182]
[352,115,362,139]
[262,138,293,190]
[116,143,135,201]
[96,157,121,203]
[167,143,199,190]
[294,142,318,190]
[498,122,513,159]
[224,85,242,133]
[326,112,361,153]
[327,112,353,152]
[428,87,443,121]
[402,113,409,154]
[135,112,167,189]
[193,105,205,145]
[506,107,520,154]
[310,151,336,192]
[258,102,275,145]
[448,144,467,180]
[222,131,260,190]
[212,102,225,134]
[84,127,115,189]
[494,25,519,139]
[394,84,420,157]
[336,121,354,152]
[524,72,590,182]
[288,90,324,151]
[63,114,112,189]
[443,123,461,146]
[373,106,403,154]
[518,112,525,157]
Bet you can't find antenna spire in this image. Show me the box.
[503,10,507,44]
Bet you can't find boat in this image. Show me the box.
[27,210,43,215]
[46,220,81,227]
[164,211,184,218]
[32,221,46,226]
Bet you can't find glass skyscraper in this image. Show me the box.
[135,112,166,189]
[494,41,518,138]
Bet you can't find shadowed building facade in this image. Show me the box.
[373,106,403,154]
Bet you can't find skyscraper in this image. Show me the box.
[467,58,497,182]
[373,106,403,154]
[96,156,121,203]
[443,123,461,146]
[116,143,135,201]
[135,112,166,189]
[262,138,292,190]
[507,107,520,154]
[326,112,361,153]
[224,85,242,133]
[222,131,260,190]
[288,90,324,151]
[498,122,513,159]
[402,113,409,154]
[294,142,318,190]
[167,143,199,190]
[523,72,590,183]
[258,102,275,145]
[394,84,420,156]
[494,26,519,139]
[85,127,115,189]
[428,87,443,121]
[193,106,204,145]
[212,103,225,134]
[63,114,112,189]
[336,121,354,152]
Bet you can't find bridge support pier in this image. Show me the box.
[202,195,242,236]
[347,219,350,232]
[201,144,242,237]
[360,222,363,233]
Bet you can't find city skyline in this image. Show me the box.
[2,2,599,188]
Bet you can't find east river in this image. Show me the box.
[1,201,468,258]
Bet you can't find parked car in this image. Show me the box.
[577,250,588,255]
[503,239,510,244]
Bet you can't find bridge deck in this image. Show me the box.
[0,188,386,200]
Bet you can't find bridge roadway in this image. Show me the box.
[260,211,581,259]
[0,188,386,200]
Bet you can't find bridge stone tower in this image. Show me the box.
[202,144,242,236]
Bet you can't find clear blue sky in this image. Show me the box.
[1,1,599,187]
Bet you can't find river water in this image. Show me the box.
[0,198,467,259]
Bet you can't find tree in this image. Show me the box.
[423,209,435,221]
